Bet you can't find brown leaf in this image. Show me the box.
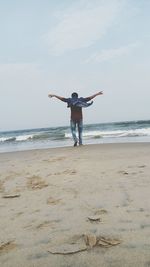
[48,243,87,255]
[88,215,101,222]
[84,234,97,248]
[2,194,20,198]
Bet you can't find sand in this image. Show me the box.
[0,143,150,267]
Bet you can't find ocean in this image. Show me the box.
[0,120,150,153]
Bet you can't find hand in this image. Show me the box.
[97,91,103,96]
[48,94,55,98]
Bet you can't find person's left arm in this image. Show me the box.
[84,91,103,101]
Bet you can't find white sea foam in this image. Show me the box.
[118,128,150,137]
[0,137,15,142]
[65,128,150,139]
[16,135,33,141]
[0,134,34,142]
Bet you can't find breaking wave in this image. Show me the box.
[65,128,150,139]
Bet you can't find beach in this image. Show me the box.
[0,143,150,267]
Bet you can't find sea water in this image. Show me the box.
[1,120,150,153]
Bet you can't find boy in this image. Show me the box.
[48,91,103,146]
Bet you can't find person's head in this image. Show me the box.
[71,92,78,98]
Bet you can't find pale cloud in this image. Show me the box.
[45,0,125,55]
[84,42,140,63]
[0,63,40,74]
[0,63,42,94]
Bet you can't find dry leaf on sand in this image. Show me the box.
[48,243,87,255]
[97,236,121,247]
[2,194,20,198]
[84,234,97,248]
[48,234,121,254]
[87,215,101,222]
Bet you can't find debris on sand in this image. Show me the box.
[2,194,20,198]
[48,234,121,255]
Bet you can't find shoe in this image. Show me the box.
[74,141,77,147]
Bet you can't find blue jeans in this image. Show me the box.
[70,120,83,145]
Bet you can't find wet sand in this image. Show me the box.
[0,143,150,267]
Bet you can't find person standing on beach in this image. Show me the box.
[48,91,103,146]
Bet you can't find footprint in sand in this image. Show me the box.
[53,169,77,176]
[36,220,60,230]
[24,221,53,230]
[47,169,77,177]
[138,165,146,168]
[43,156,66,163]
[0,241,17,254]
[94,209,108,215]
[25,219,60,231]
[47,197,62,205]
[36,221,53,229]
[15,212,24,217]
[118,171,129,175]
[27,175,48,190]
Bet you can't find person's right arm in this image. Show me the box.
[48,94,66,102]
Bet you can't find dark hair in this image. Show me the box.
[71,92,78,98]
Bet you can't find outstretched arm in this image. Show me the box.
[85,91,103,100]
[48,94,66,101]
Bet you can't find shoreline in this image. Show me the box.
[1,141,150,155]
[0,142,150,266]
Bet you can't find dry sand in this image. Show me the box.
[0,143,150,267]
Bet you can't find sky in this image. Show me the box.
[0,0,150,131]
